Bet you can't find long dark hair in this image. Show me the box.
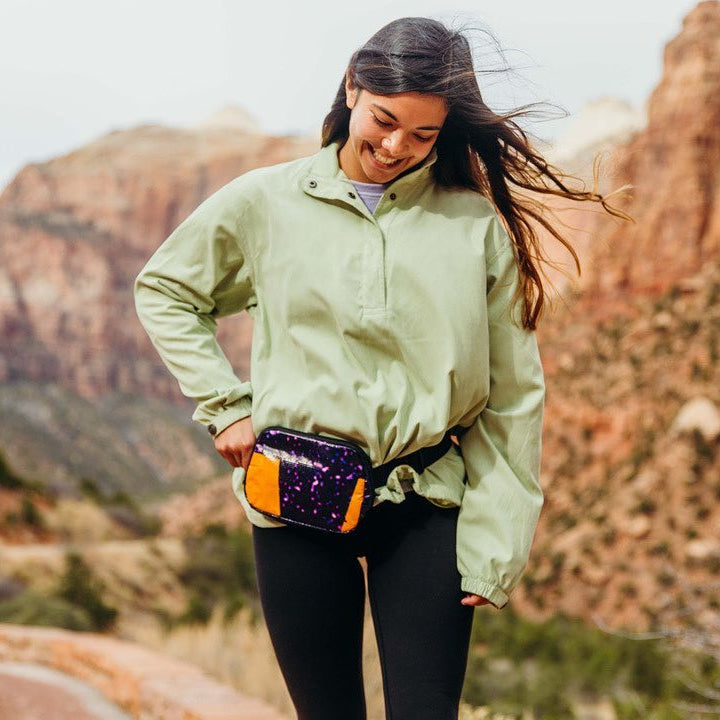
[322,17,628,330]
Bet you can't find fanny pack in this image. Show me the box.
[244,426,454,534]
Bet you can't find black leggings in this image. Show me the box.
[252,491,474,720]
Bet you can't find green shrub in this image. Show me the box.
[79,479,160,537]
[633,497,657,515]
[20,497,43,527]
[57,552,118,631]
[0,452,24,489]
[175,523,257,626]
[462,606,680,718]
[0,590,93,631]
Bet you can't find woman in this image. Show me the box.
[134,17,621,720]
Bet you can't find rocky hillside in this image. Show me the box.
[0,121,316,399]
[0,118,317,518]
[523,264,720,631]
[515,0,720,633]
[0,381,239,547]
[583,0,720,296]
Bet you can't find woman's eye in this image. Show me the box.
[372,115,392,127]
[414,135,433,143]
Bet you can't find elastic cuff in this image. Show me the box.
[461,577,509,609]
[195,396,253,437]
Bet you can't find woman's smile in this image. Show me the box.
[338,85,448,184]
[366,142,404,169]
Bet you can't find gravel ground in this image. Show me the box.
[0,663,131,720]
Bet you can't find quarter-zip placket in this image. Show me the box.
[302,177,393,316]
[301,147,437,319]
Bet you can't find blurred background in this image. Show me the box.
[1,1,719,718]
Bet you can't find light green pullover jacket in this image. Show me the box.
[134,141,545,608]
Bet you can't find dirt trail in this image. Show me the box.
[0,663,131,720]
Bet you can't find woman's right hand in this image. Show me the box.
[213,415,256,470]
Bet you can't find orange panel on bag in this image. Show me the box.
[245,452,281,516]
[340,477,365,533]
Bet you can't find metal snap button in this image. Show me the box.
[389,193,397,200]
[348,191,356,199]
[308,179,317,188]
[208,424,217,436]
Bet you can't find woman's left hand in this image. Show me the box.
[461,594,491,607]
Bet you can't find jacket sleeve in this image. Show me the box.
[133,179,257,435]
[456,218,545,609]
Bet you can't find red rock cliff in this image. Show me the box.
[585,0,720,296]
[0,124,316,398]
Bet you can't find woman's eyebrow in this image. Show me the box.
[371,103,442,131]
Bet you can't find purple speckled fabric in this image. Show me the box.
[253,426,374,533]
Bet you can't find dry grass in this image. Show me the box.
[43,499,128,543]
[127,606,293,717]
[126,597,390,719]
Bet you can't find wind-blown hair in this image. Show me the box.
[322,17,628,329]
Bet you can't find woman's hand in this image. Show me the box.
[213,416,256,470]
[461,594,491,607]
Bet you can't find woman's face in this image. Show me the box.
[338,76,448,184]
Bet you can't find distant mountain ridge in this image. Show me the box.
[0,121,317,400]
[0,382,223,500]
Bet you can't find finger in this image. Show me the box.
[241,447,255,471]
[461,595,489,607]
[219,449,240,468]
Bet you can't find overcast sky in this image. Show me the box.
[0,0,698,189]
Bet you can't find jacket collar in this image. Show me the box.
[301,141,437,203]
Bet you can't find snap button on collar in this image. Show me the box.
[348,191,356,199]
[389,193,397,200]
[308,179,317,188]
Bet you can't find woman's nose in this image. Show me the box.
[382,131,406,155]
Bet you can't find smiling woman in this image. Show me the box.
[134,14,627,720]
[338,89,448,183]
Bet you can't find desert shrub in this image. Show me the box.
[57,551,118,631]
[0,589,93,631]
[620,581,638,598]
[553,511,577,531]
[176,523,257,626]
[20,497,43,527]
[0,451,24,489]
[691,428,716,466]
[632,497,657,515]
[601,528,617,546]
[79,480,160,537]
[79,476,104,502]
[462,606,683,718]
[649,542,671,557]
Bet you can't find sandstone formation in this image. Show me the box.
[0,120,317,400]
[671,396,720,441]
[0,624,284,720]
[583,0,720,296]
[517,1,720,631]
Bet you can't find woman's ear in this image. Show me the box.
[345,71,358,110]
